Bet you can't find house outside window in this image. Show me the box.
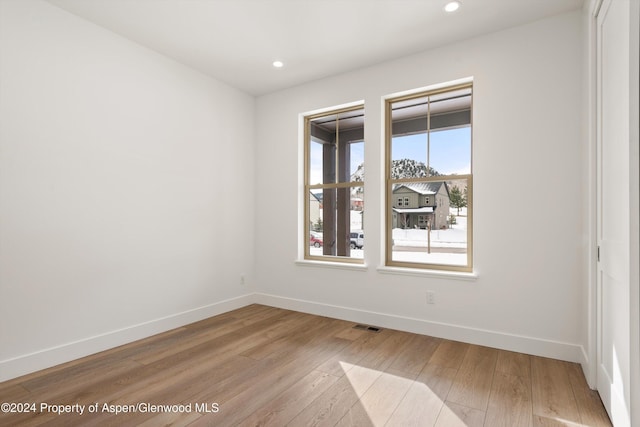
[385,82,472,272]
[304,104,365,262]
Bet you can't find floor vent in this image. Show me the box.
[353,324,382,333]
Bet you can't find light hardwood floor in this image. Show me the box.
[0,305,612,426]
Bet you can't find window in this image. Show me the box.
[396,196,410,207]
[385,82,472,272]
[304,104,364,262]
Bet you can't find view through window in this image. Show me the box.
[385,83,472,272]
[304,105,365,262]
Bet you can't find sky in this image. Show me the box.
[309,126,471,184]
[391,127,471,175]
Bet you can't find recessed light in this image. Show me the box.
[272,60,284,68]
[444,1,461,12]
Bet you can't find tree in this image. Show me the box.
[390,159,440,179]
[449,185,467,215]
[400,213,410,229]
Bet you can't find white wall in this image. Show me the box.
[0,1,590,383]
[255,11,586,362]
[0,0,255,380]
[626,0,639,422]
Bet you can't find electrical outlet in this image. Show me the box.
[426,291,435,304]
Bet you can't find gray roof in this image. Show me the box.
[393,207,434,213]
[393,181,448,196]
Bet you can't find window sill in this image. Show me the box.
[295,259,368,271]
[376,266,478,281]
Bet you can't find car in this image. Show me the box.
[310,234,323,248]
[349,231,364,249]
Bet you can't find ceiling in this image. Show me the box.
[47,0,585,96]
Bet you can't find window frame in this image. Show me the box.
[303,103,365,264]
[384,82,473,273]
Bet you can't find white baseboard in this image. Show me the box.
[0,294,254,382]
[2,292,588,383]
[254,292,587,364]
[578,344,597,390]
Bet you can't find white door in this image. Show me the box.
[596,0,631,425]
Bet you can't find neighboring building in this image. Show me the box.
[309,192,322,230]
[350,197,363,211]
[391,181,450,229]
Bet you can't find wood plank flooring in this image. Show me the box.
[0,304,612,426]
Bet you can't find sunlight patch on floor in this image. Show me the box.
[339,361,470,426]
[339,361,383,398]
[543,418,586,427]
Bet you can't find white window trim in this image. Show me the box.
[377,265,478,281]
[295,259,368,271]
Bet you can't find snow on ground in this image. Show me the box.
[391,213,467,265]
[392,216,467,248]
[309,210,468,265]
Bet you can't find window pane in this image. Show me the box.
[429,126,471,175]
[391,134,431,178]
[309,138,325,185]
[390,177,469,267]
[351,141,364,181]
[391,95,428,131]
[309,190,323,233]
[304,104,364,264]
[337,109,364,183]
[386,83,472,271]
[309,113,337,185]
[389,88,471,178]
[307,187,364,260]
[308,109,364,185]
